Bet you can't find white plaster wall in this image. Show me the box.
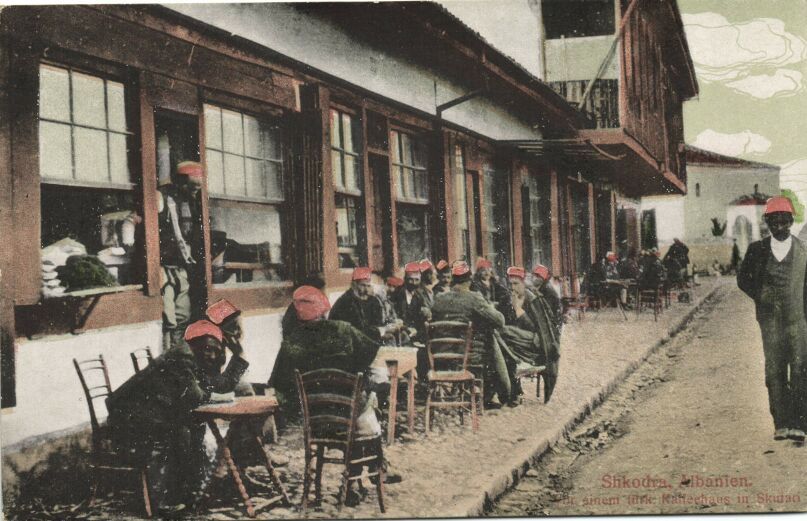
[238,311,284,387]
[544,35,618,82]
[640,195,685,246]
[684,165,779,241]
[2,322,162,448]
[165,3,542,141]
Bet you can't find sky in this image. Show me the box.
[441,0,807,205]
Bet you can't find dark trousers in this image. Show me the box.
[759,317,807,430]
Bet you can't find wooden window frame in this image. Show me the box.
[201,97,295,310]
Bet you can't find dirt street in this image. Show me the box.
[491,282,807,516]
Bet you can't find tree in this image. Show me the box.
[710,218,726,237]
[781,189,805,223]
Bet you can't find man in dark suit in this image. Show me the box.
[738,196,807,442]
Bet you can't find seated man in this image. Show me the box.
[471,258,515,323]
[433,259,452,295]
[206,298,254,396]
[431,262,509,407]
[271,285,381,411]
[330,267,404,345]
[106,320,248,513]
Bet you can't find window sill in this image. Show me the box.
[210,194,285,205]
[396,197,430,206]
[43,284,143,300]
[334,187,363,197]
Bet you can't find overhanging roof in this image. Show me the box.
[505,129,687,198]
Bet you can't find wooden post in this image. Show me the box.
[510,160,525,268]
[550,170,562,277]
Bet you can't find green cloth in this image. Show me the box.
[271,319,379,410]
[430,287,509,398]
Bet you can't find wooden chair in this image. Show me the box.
[295,369,385,514]
[73,355,153,518]
[637,285,663,321]
[129,347,154,373]
[424,321,479,434]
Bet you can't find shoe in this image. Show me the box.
[774,428,789,440]
[344,488,361,507]
[788,429,806,442]
[383,470,403,484]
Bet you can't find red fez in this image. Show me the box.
[386,276,404,288]
[184,320,223,343]
[404,262,422,275]
[419,259,434,272]
[452,262,471,277]
[206,298,240,325]
[765,196,794,215]
[435,259,450,272]
[606,252,618,262]
[177,161,204,179]
[533,264,550,281]
[352,267,372,281]
[476,258,493,270]
[506,266,526,280]
[293,285,331,322]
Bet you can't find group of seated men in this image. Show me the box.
[588,243,689,307]
[105,258,565,513]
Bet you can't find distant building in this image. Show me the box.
[641,145,780,259]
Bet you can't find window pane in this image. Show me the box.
[454,172,468,229]
[244,115,261,158]
[71,72,106,128]
[221,109,244,154]
[108,133,130,185]
[74,127,109,182]
[224,153,246,196]
[266,160,283,200]
[106,82,127,132]
[209,200,286,284]
[204,105,222,150]
[391,131,400,163]
[395,165,405,199]
[331,150,344,189]
[335,194,365,268]
[344,154,360,192]
[397,205,430,265]
[245,158,266,199]
[341,113,355,153]
[330,109,341,149]
[401,133,413,166]
[206,149,225,195]
[412,139,427,168]
[262,125,282,160]
[39,121,73,181]
[404,168,415,199]
[39,64,70,122]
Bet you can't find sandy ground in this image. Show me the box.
[5,279,726,520]
[491,283,807,516]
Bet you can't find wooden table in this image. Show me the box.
[193,396,290,518]
[372,346,418,445]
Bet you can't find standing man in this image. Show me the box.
[158,161,204,350]
[738,196,807,442]
[664,238,690,283]
[528,264,563,402]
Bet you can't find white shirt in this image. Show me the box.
[405,289,414,305]
[770,235,792,262]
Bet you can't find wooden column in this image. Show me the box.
[550,170,562,277]
[0,33,16,407]
[610,192,618,252]
[138,74,161,297]
[360,104,378,272]
[386,122,399,272]
[431,126,451,264]
[588,182,596,262]
[510,160,525,268]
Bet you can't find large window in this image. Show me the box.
[452,144,471,261]
[526,174,553,268]
[392,130,430,265]
[38,63,141,296]
[204,104,286,285]
[331,109,366,268]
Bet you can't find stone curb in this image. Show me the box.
[459,281,728,517]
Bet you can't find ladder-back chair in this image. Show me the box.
[295,369,385,513]
[129,347,154,373]
[424,321,479,434]
[73,355,152,518]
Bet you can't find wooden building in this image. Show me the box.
[0,1,696,452]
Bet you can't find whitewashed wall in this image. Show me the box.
[165,3,543,141]
[2,322,162,449]
[640,195,685,246]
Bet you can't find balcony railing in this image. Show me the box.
[548,79,619,129]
